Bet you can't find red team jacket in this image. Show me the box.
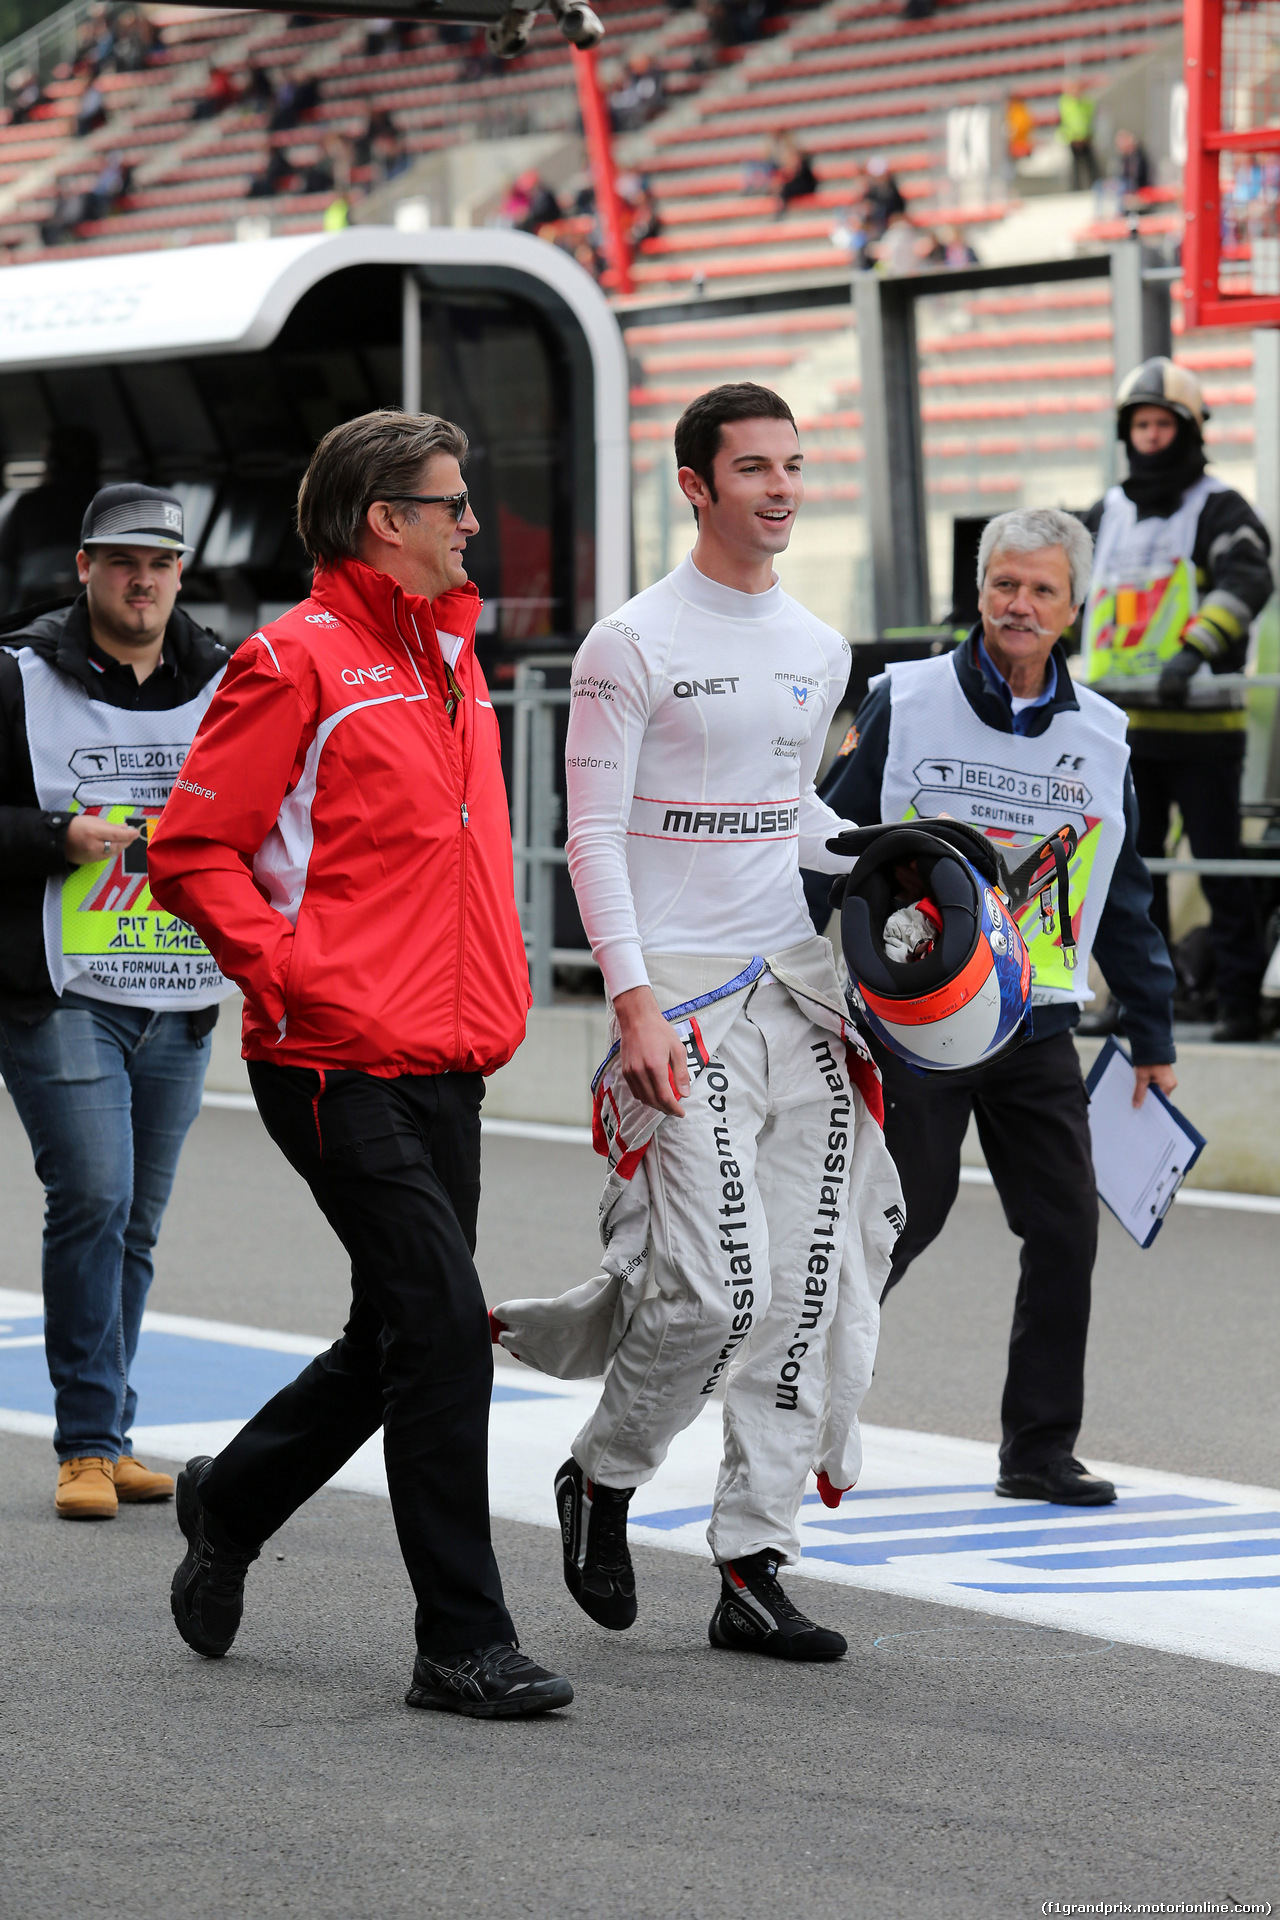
[149,557,531,1078]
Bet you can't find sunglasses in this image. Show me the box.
[387,490,470,525]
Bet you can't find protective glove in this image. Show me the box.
[816,1470,851,1509]
[1156,644,1202,708]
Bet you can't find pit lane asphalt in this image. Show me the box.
[3,1088,1279,1919]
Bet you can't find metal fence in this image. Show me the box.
[0,0,94,97]
[491,660,597,1008]
[498,662,1280,1001]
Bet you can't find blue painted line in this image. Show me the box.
[800,1511,1259,1569]
[639,1484,1004,1530]
[810,1493,1219,1538]
[634,1505,712,1531]
[801,1483,994,1507]
[0,1326,557,1425]
[962,1576,1280,1593]
[993,1533,1280,1571]
[975,1512,1280,1557]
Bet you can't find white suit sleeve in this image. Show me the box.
[797,649,858,874]
[565,624,651,1001]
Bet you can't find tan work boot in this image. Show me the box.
[55,1456,118,1520]
[114,1455,175,1503]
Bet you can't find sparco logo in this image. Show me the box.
[341,664,395,686]
[673,676,739,698]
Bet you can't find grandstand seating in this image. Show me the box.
[624,274,1258,634]
[614,0,1182,292]
[0,0,1183,271]
[0,0,732,258]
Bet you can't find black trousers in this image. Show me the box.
[1131,744,1264,1013]
[873,1029,1097,1472]
[201,1062,515,1657]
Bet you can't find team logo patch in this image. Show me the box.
[790,684,811,709]
[305,611,340,626]
[836,724,859,758]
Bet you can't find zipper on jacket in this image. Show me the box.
[392,592,469,1061]
[455,790,468,1057]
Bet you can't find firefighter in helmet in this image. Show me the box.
[1081,357,1273,1041]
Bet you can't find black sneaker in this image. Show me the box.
[555,1456,637,1631]
[170,1456,259,1658]
[709,1550,847,1662]
[406,1644,574,1719]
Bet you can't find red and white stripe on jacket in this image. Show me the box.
[148,557,530,1078]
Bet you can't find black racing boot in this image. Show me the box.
[709,1550,847,1662]
[170,1456,260,1658]
[555,1456,637,1630]
[406,1644,573,1719]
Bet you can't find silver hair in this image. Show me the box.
[977,507,1094,607]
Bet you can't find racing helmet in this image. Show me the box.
[1115,356,1208,437]
[830,821,1034,1073]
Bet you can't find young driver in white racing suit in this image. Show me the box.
[492,386,902,1662]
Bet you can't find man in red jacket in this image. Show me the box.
[148,410,572,1719]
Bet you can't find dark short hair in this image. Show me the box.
[296,409,469,567]
[673,383,797,509]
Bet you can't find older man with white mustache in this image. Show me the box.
[805,507,1177,1508]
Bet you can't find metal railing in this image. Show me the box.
[1145,858,1280,876]
[1089,672,1280,877]
[491,659,599,1008]
[0,0,95,97]
[493,664,1280,1005]
[1086,673,1280,695]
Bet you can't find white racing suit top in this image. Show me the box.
[17,648,236,1008]
[562,549,860,1001]
[494,555,903,1564]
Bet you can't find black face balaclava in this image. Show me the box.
[1120,414,1207,520]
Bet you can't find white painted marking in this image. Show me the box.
[193,1092,597,1143]
[480,1117,594,1146]
[0,1289,42,1318]
[1173,1187,1280,1217]
[0,1409,54,1439]
[140,1309,326,1356]
[958,1161,1280,1216]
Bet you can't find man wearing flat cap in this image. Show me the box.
[0,483,237,1520]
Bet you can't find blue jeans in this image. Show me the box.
[0,992,211,1461]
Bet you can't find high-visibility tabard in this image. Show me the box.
[1080,476,1231,704]
[877,653,1130,1005]
[17,649,236,1008]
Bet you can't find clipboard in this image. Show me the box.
[1084,1037,1206,1249]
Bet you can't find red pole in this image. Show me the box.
[571,44,634,297]
[1182,0,1220,330]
